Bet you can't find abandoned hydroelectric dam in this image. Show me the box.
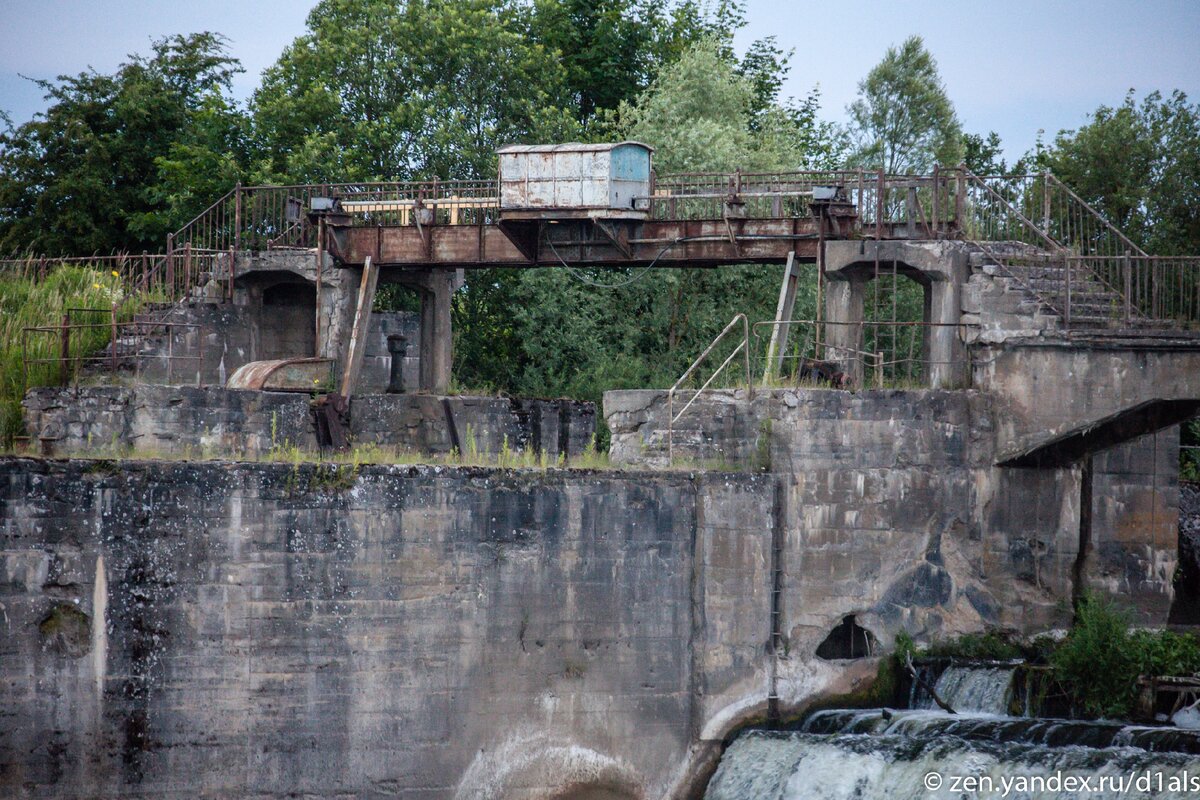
[3,147,1200,798]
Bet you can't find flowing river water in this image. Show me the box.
[705,667,1200,799]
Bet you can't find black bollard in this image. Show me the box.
[386,334,408,394]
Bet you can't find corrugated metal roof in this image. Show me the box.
[496,141,654,154]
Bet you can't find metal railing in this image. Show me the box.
[10,167,1198,342]
[645,168,962,236]
[22,308,204,389]
[0,250,225,299]
[952,168,1199,330]
[169,180,502,256]
[1068,255,1200,329]
[752,319,974,389]
[667,313,752,462]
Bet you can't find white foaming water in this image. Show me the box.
[706,729,1200,800]
[917,665,1014,715]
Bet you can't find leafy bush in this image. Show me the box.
[1130,628,1200,679]
[1050,594,1139,718]
[923,630,1023,661]
[1182,419,1200,482]
[1051,593,1200,718]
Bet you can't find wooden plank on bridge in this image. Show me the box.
[339,256,379,398]
[764,251,798,382]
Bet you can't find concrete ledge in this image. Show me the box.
[23,385,595,459]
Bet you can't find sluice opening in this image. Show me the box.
[815,615,878,660]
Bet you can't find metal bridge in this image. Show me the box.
[8,157,1200,395]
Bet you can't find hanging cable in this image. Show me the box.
[544,230,681,289]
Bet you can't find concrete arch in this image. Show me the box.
[664,657,882,799]
[454,733,644,800]
[823,240,969,388]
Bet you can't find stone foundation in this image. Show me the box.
[22,386,596,459]
[0,454,1097,799]
[605,387,1180,625]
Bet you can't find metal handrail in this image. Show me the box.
[751,319,896,388]
[667,313,751,463]
[1045,173,1148,258]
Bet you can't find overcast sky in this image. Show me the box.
[1,0,1196,163]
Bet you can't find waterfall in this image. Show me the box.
[705,729,1200,800]
[915,665,1014,714]
[801,709,1200,753]
[705,663,1200,799]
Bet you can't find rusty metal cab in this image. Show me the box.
[498,142,652,218]
[496,142,653,261]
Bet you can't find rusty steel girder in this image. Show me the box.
[325,216,843,269]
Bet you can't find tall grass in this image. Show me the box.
[0,266,151,445]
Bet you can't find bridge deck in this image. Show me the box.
[325,216,842,269]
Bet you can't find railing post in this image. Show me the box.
[856,168,865,228]
[233,183,243,255]
[59,313,70,387]
[1152,255,1161,320]
[110,303,119,375]
[875,169,884,240]
[1043,171,1052,236]
[1124,250,1132,325]
[955,165,965,234]
[165,233,174,295]
[926,164,936,236]
[1064,256,1072,328]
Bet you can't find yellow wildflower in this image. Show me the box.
[111,271,120,277]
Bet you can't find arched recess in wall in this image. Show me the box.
[815,614,880,660]
[260,281,317,359]
[862,260,931,386]
[452,734,644,800]
[548,783,641,800]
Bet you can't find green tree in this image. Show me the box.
[617,37,841,172]
[1038,90,1200,255]
[847,35,963,174]
[250,0,572,182]
[529,0,742,127]
[961,130,1026,176]
[0,33,245,255]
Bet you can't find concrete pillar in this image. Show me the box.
[925,246,968,389]
[411,268,463,394]
[387,267,464,395]
[824,277,866,387]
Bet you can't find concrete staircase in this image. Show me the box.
[968,246,1179,334]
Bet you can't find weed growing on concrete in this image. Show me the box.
[0,265,164,446]
[562,658,587,679]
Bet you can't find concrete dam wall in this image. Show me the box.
[1,459,775,799]
[0,387,1181,798]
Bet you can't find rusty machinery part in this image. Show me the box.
[313,393,351,450]
[226,358,335,392]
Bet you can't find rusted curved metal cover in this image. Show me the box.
[227,358,334,392]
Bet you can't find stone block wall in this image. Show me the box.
[605,387,1180,625]
[132,302,418,394]
[960,261,1062,345]
[0,459,774,800]
[0,453,1116,800]
[23,386,596,460]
